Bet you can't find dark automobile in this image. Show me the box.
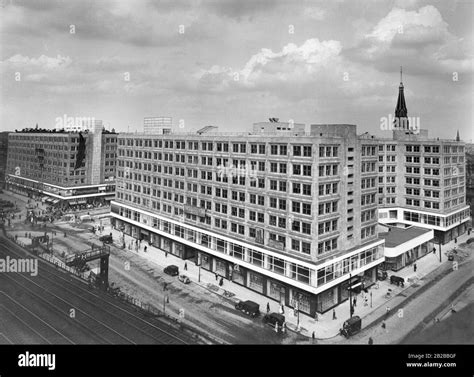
[99,234,113,244]
[340,316,361,338]
[263,312,285,328]
[390,275,405,287]
[447,252,455,261]
[377,270,388,281]
[235,300,260,317]
[164,265,179,276]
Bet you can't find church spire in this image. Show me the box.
[394,66,409,130]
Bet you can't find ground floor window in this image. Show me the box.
[215,259,227,276]
[268,281,285,303]
[318,286,338,313]
[232,266,245,285]
[291,291,311,314]
[248,272,264,293]
[201,254,210,270]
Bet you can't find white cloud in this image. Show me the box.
[367,6,448,44]
[5,54,72,69]
[198,38,343,92]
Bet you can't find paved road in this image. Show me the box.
[338,243,474,345]
[0,234,197,344]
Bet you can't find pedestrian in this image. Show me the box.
[165,251,168,258]
[184,262,187,271]
[314,312,318,321]
[413,263,417,272]
[332,309,336,320]
[454,238,457,244]
[219,277,223,287]
[215,272,218,281]
[381,320,386,329]
[144,246,147,253]
[364,297,368,307]
[368,337,373,345]
[433,247,436,254]
[385,306,390,318]
[267,302,270,313]
[312,331,315,342]
[353,297,357,307]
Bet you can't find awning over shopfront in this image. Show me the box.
[52,199,60,205]
[77,199,87,204]
[69,200,77,205]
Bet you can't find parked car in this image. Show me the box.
[178,274,190,284]
[339,316,361,338]
[447,252,455,261]
[164,265,179,276]
[390,275,405,287]
[262,312,285,328]
[235,300,260,317]
[377,270,388,281]
[99,234,113,244]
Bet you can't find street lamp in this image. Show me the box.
[163,282,168,314]
[295,294,301,330]
[197,253,202,282]
[370,291,373,308]
[349,273,353,318]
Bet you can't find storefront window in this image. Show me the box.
[248,272,264,293]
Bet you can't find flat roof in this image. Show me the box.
[379,226,432,247]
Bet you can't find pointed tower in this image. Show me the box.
[456,130,460,141]
[394,66,409,130]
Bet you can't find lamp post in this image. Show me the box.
[295,294,301,330]
[438,240,442,263]
[163,282,168,314]
[370,291,373,308]
[197,253,202,283]
[349,273,353,318]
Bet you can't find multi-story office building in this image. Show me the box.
[377,75,469,248]
[466,144,474,217]
[0,132,9,188]
[143,117,172,134]
[6,124,117,207]
[111,122,385,315]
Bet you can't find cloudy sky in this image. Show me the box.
[1,0,472,140]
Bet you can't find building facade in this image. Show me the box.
[376,75,470,244]
[6,125,117,207]
[143,117,172,134]
[0,132,9,189]
[111,123,385,315]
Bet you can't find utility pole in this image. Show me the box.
[438,240,442,263]
[349,273,353,318]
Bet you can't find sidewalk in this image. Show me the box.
[105,225,473,340]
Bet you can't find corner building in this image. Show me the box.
[6,125,117,207]
[111,122,384,315]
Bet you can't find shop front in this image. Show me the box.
[231,265,246,286]
[267,280,287,305]
[247,271,265,294]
